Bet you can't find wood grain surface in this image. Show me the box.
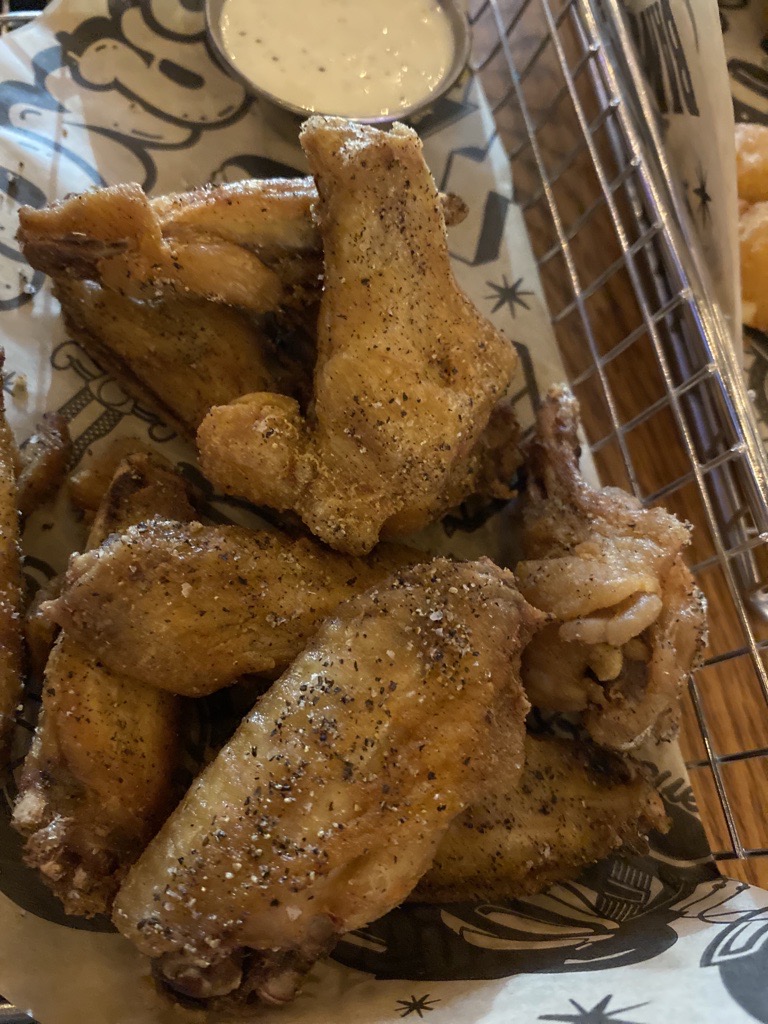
[470,0,768,888]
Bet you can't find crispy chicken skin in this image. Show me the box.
[0,354,22,763]
[198,117,519,555]
[517,386,707,750]
[49,520,418,697]
[414,734,668,902]
[12,453,193,916]
[112,559,538,1004]
[53,280,307,438]
[16,413,72,518]
[17,178,463,312]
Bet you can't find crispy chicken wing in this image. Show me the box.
[16,414,72,518]
[112,558,538,1004]
[516,386,707,749]
[12,452,194,915]
[0,354,22,764]
[414,734,668,902]
[53,280,310,437]
[49,520,417,697]
[18,178,464,312]
[198,117,519,555]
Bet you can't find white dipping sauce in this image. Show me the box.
[219,0,456,118]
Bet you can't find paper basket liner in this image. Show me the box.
[0,2,764,1022]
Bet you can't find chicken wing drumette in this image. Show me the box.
[198,117,519,554]
[516,387,707,750]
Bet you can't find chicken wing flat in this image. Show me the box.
[12,452,194,916]
[19,182,298,314]
[18,178,464,312]
[16,413,72,518]
[198,117,519,555]
[53,279,309,437]
[414,734,668,903]
[112,558,538,1004]
[49,519,418,697]
[516,386,707,750]
[0,354,23,763]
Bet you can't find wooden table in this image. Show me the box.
[471,0,768,889]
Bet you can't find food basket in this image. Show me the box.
[0,0,768,1022]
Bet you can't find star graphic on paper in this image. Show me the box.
[395,993,440,1018]
[2,369,15,395]
[691,166,712,225]
[485,274,534,316]
[539,994,649,1024]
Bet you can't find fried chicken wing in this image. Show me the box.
[112,558,538,1004]
[53,280,309,437]
[49,520,418,697]
[516,386,707,749]
[19,183,293,314]
[0,354,22,764]
[414,734,668,902]
[198,118,519,554]
[12,452,194,915]
[16,413,72,518]
[18,178,464,312]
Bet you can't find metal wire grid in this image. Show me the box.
[470,0,768,866]
[0,2,37,34]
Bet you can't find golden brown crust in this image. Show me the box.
[12,452,195,916]
[198,118,519,554]
[112,558,539,1003]
[517,386,707,750]
[414,734,669,903]
[50,519,420,696]
[0,351,23,764]
[16,413,72,518]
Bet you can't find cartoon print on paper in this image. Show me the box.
[51,341,176,463]
[539,994,649,1024]
[701,891,768,1024]
[0,0,249,308]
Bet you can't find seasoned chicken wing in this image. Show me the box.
[414,733,668,902]
[16,413,72,518]
[49,520,417,697]
[18,178,464,312]
[12,452,194,916]
[112,559,538,1004]
[516,386,707,749]
[53,280,310,437]
[198,117,519,554]
[0,354,22,764]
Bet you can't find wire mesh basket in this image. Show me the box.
[470,0,768,882]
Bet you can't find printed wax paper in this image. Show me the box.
[0,2,765,1024]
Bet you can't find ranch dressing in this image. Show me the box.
[220,0,456,118]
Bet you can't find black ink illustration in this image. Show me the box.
[539,995,649,1024]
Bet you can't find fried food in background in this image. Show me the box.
[112,559,538,1005]
[414,733,668,903]
[53,280,311,438]
[199,117,519,554]
[0,352,23,764]
[49,519,418,696]
[16,414,71,519]
[12,452,194,916]
[735,123,768,330]
[517,386,707,750]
